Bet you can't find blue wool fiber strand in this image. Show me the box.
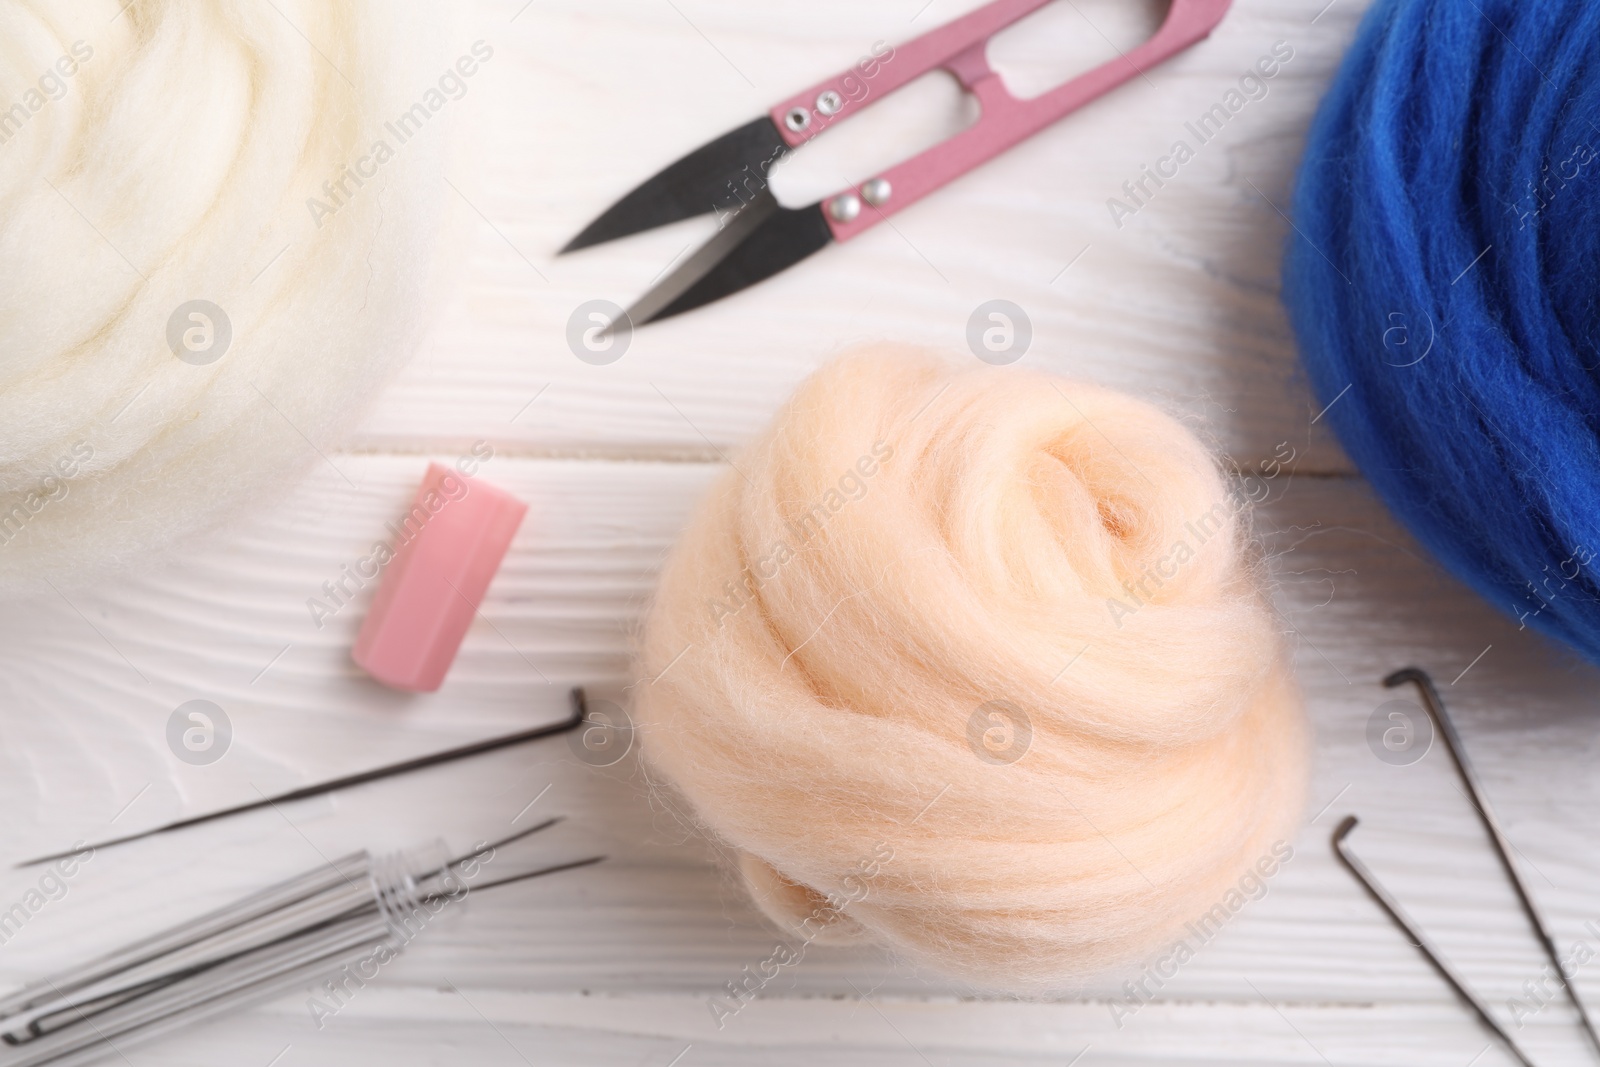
[1284,0,1600,661]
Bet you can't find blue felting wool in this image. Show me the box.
[1284,0,1600,662]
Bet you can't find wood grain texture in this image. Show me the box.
[4,457,1599,1065]
[7,0,1599,1064]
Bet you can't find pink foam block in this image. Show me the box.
[353,463,528,692]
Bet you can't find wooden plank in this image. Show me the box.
[85,993,1573,1066]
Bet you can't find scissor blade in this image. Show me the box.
[625,195,833,327]
[561,116,789,253]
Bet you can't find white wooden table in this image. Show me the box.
[6,1,1600,1064]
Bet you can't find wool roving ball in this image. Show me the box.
[637,349,1307,992]
[1285,0,1600,662]
[0,0,459,593]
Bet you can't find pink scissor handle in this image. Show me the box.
[767,0,1233,242]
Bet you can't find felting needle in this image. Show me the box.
[1387,667,1600,1056]
[1333,816,1539,1067]
[15,689,592,869]
[0,843,605,1067]
[1,818,575,1036]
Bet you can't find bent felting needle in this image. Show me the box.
[0,819,602,1067]
[1333,667,1599,1066]
[1334,816,1538,1067]
[16,688,594,869]
[1387,667,1600,1056]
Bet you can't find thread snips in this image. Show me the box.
[560,0,1234,328]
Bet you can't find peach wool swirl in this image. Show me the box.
[637,349,1307,992]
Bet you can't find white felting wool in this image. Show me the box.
[638,348,1308,993]
[0,0,460,593]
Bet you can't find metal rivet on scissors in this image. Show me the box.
[559,0,1235,328]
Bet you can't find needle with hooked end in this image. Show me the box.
[1386,667,1600,1057]
[1333,815,1539,1067]
[15,688,593,869]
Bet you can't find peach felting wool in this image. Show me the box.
[0,0,460,594]
[637,348,1308,992]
